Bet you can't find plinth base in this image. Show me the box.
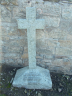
[12,66,52,89]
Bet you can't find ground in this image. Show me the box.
[0,64,72,96]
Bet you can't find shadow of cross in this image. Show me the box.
[17,7,45,69]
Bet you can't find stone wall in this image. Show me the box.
[0,0,72,75]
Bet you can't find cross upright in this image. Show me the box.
[17,7,45,69]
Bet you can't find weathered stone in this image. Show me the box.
[67,34,72,40]
[24,47,28,53]
[36,39,47,49]
[59,19,69,31]
[1,22,17,27]
[6,6,11,12]
[4,53,20,58]
[1,26,9,36]
[10,0,18,5]
[56,47,72,56]
[42,2,61,17]
[53,59,63,66]
[36,48,52,55]
[48,28,68,39]
[46,39,58,47]
[0,5,1,18]
[1,6,11,22]
[0,53,3,63]
[6,39,27,47]
[13,7,26,21]
[62,5,72,19]
[36,56,42,59]
[48,47,56,54]
[21,53,28,59]
[17,59,22,64]
[59,40,72,48]
[18,29,27,37]
[49,66,63,73]
[43,16,60,27]
[36,29,45,39]
[43,59,52,63]
[55,55,67,59]
[8,59,15,64]
[8,47,23,53]
[1,0,10,5]
[44,55,53,59]
[23,60,28,67]
[0,40,3,46]
[12,66,52,89]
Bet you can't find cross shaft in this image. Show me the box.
[17,7,45,69]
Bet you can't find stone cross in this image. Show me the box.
[13,7,52,89]
[17,7,45,69]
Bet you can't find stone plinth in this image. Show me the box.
[12,66,52,89]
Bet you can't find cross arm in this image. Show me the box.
[17,19,28,29]
[35,19,45,29]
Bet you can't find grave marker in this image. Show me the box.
[12,7,52,89]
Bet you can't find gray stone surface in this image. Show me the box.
[12,66,52,89]
[17,7,45,69]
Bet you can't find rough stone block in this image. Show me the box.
[0,5,1,16]
[43,59,52,63]
[43,16,60,27]
[62,5,72,19]
[59,19,69,32]
[6,39,27,47]
[1,22,17,27]
[42,2,61,17]
[13,7,26,21]
[23,60,28,67]
[0,40,3,46]
[6,47,24,53]
[21,53,28,59]
[10,0,18,5]
[1,6,11,22]
[56,47,72,56]
[1,0,10,5]
[24,47,28,53]
[49,66,63,73]
[17,59,22,64]
[48,47,56,54]
[44,55,53,59]
[59,40,72,48]
[46,39,58,47]
[36,56,43,59]
[48,28,68,39]
[36,48,54,56]
[1,26,9,36]
[18,29,27,37]
[67,34,72,40]
[63,58,71,66]
[7,26,18,36]
[8,59,15,64]
[53,59,63,66]
[36,39,47,49]
[4,53,20,59]
[36,29,45,39]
